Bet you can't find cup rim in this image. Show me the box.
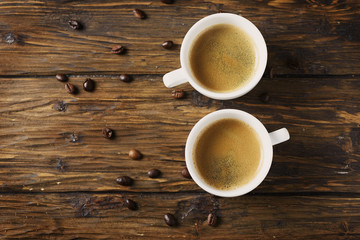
[185,109,273,197]
[180,13,267,100]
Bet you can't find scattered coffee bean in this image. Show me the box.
[125,199,138,210]
[259,92,270,103]
[56,74,68,82]
[207,212,217,227]
[162,40,174,49]
[65,83,76,94]
[161,0,174,3]
[102,127,113,139]
[133,9,146,19]
[129,149,142,160]
[181,167,191,179]
[68,20,82,30]
[83,78,95,92]
[148,169,161,178]
[111,45,125,54]
[116,176,133,186]
[164,213,177,226]
[172,89,185,99]
[120,74,131,82]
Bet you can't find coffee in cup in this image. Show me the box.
[163,13,267,100]
[189,24,259,93]
[185,109,290,197]
[193,118,262,191]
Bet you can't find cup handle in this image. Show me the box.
[163,68,188,88]
[269,128,290,146]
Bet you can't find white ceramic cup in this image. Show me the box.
[185,109,290,197]
[163,13,267,100]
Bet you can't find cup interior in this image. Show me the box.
[185,109,273,197]
[180,13,267,100]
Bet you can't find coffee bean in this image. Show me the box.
[161,0,174,3]
[259,92,270,103]
[111,45,125,54]
[83,78,95,92]
[116,176,133,186]
[181,167,191,179]
[56,74,68,82]
[129,149,142,160]
[162,40,174,49]
[207,212,217,227]
[133,9,146,19]
[68,20,82,30]
[172,89,185,99]
[65,83,76,94]
[164,213,177,226]
[102,127,113,139]
[148,169,161,178]
[120,74,131,82]
[125,199,138,210]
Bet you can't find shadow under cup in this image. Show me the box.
[180,13,267,100]
[185,109,273,197]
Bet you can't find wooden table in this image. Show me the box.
[1,0,360,239]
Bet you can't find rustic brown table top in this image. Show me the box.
[1,0,360,239]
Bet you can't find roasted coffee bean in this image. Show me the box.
[65,83,76,94]
[111,45,125,54]
[129,149,142,160]
[162,40,174,49]
[125,199,138,210]
[161,0,174,3]
[68,20,82,30]
[181,167,191,179]
[133,9,146,19]
[102,127,113,139]
[207,213,217,227]
[259,92,270,103]
[172,89,185,99]
[120,74,131,82]
[164,213,177,226]
[83,78,95,91]
[56,74,68,82]
[116,176,133,186]
[148,169,161,178]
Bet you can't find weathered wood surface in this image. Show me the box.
[0,0,359,75]
[1,0,360,239]
[1,193,360,239]
[1,75,360,193]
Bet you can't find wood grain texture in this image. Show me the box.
[1,192,360,239]
[1,75,360,193]
[1,1,360,239]
[0,0,359,75]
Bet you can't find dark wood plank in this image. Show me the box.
[0,192,359,239]
[1,75,360,193]
[0,0,359,75]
